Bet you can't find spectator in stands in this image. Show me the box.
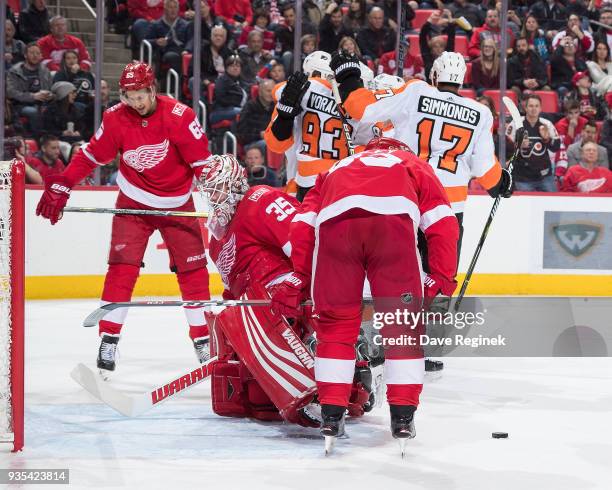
[189,25,231,93]
[52,50,95,110]
[356,7,395,64]
[601,115,612,167]
[302,0,323,27]
[7,42,53,135]
[4,136,43,184]
[566,120,609,167]
[318,2,351,54]
[477,94,499,137]
[146,0,189,81]
[566,71,607,119]
[420,9,456,80]
[236,79,275,151]
[243,145,279,187]
[593,8,612,53]
[5,19,25,69]
[468,8,514,59]
[343,0,368,39]
[238,10,275,51]
[448,0,484,31]
[589,40,611,75]
[214,0,252,29]
[128,0,166,58]
[210,54,249,125]
[528,0,567,33]
[17,0,50,44]
[37,16,92,72]
[26,134,66,182]
[338,36,363,60]
[507,93,560,192]
[42,81,85,147]
[273,4,317,72]
[185,0,232,52]
[550,35,587,96]
[471,38,500,94]
[560,142,612,192]
[301,34,317,61]
[521,14,551,63]
[508,36,550,96]
[239,30,273,85]
[378,41,425,80]
[257,58,286,82]
[555,99,588,147]
[551,13,595,58]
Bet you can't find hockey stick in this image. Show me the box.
[83,297,377,328]
[64,206,208,218]
[70,357,217,417]
[454,96,524,311]
[396,0,408,77]
[330,77,356,156]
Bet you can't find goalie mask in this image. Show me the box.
[199,154,249,239]
[430,51,466,87]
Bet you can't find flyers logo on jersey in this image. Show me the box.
[123,139,170,172]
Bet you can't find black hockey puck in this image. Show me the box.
[492,432,509,439]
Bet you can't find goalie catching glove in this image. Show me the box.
[270,272,309,317]
[276,72,310,119]
[36,174,72,225]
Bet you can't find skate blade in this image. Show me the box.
[398,438,408,458]
[324,435,336,456]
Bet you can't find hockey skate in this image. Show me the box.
[193,336,210,363]
[425,359,444,372]
[97,334,120,380]
[321,404,346,455]
[390,405,416,457]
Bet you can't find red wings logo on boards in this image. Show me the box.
[123,139,170,172]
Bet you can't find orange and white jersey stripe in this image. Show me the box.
[264,77,355,188]
[345,80,500,213]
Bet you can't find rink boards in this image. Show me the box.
[24,187,612,298]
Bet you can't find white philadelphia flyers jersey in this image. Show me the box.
[265,77,355,188]
[344,80,501,213]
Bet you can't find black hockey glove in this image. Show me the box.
[276,72,310,119]
[330,50,361,84]
[487,167,514,199]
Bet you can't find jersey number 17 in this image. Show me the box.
[416,118,474,174]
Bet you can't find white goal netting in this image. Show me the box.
[0,161,14,441]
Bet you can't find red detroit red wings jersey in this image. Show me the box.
[290,149,459,290]
[208,186,299,297]
[64,95,210,208]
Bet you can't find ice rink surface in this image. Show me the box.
[1,299,612,489]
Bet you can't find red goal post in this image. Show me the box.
[0,160,24,452]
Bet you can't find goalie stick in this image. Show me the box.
[64,206,208,218]
[454,96,524,311]
[70,357,217,417]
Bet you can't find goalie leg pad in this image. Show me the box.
[213,283,317,426]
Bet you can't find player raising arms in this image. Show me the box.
[198,154,372,426]
[35,62,212,377]
[264,51,374,201]
[270,137,460,454]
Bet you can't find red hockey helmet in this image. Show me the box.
[365,137,411,152]
[119,61,155,92]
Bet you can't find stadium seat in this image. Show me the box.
[251,84,259,100]
[464,62,472,86]
[267,148,285,170]
[595,120,603,141]
[482,90,518,112]
[454,36,469,58]
[533,90,558,113]
[207,83,234,131]
[407,34,420,57]
[458,88,476,99]
[207,83,215,105]
[25,139,38,154]
[412,10,435,30]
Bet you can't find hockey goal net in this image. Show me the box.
[0,160,24,452]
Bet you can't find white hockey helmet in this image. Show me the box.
[430,51,466,86]
[372,73,405,90]
[360,62,375,89]
[199,154,249,239]
[303,51,333,79]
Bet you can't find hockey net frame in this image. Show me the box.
[0,160,25,452]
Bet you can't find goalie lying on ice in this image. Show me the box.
[199,154,373,427]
